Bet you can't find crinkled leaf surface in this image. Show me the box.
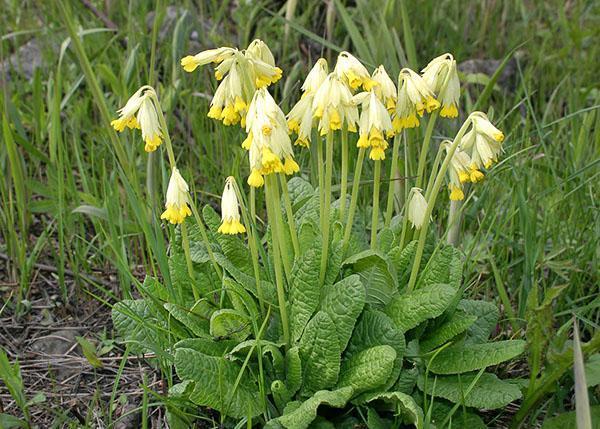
[320,274,366,350]
[290,241,322,342]
[384,283,456,332]
[267,387,354,429]
[174,338,237,356]
[286,346,303,397]
[299,311,341,396]
[338,345,396,393]
[417,372,522,409]
[456,299,500,343]
[419,311,477,352]
[112,299,169,354]
[388,240,418,288]
[362,391,423,429]
[174,348,262,419]
[428,340,526,374]
[209,309,251,341]
[346,309,405,391]
[343,250,397,307]
[417,245,463,290]
[163,303,210,338]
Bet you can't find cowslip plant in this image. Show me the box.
[111,40,524,428]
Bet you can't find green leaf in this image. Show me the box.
[298,221,318,255]
[290,242,322,342]
[346,309,405,391]
[384,283,456,332]
[287,177,315,208]
[286,346,303,397]
[388,240,417,287]
[338,345,396,393]
[417,372,522,409]
[164,303,210,338]
[174,338,237,356]
[320,274,366,350]
[429,400,486,429]
[203,204,254,275]
[419,311,478,352]
[585,353,600,387]
[343,250,397,307]
[377,228,395,254]
[299,311,341,396]
[112,299,170,355]
[214,252,277,304]
[456,300,500,343]
[428,340,526,374]
[268,387,354,429]
[76,336,103,368]
[417,246,463,290]
[174,348,263,419]
[542,405,600,429]
[324,239,344,287]
[362,391,423,429]
[209,309,251,341]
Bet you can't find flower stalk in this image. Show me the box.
[370,160,382,249]
[319,131,335,285]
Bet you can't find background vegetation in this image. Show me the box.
[1,0,598,427]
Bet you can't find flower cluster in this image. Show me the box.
[181,40,282,127]
[244,88,299,187]
[111,86,163,152]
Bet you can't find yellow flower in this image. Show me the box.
[137,95,163,152]
[112,87,163,152]
[180,47,236,73]
[301,58,328,94]
[217,177,246,235]
[371,65,397,111]
[160,168,192,224]
[422,53,460,118]
[443,141,483,201]
[111,87,144,132]
[334,52,375,91]
[207,62,252,126]
[245,39,283,88]
[312,73,359,135]
[354,91,393,160]
[461,112,505,169]
[408,187,428,229]
[245,88,298,186]
[393,68,440,132]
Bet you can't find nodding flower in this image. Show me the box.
[461,112,505,170]
[312,73,359,135]
[111,86,163,152]
[217,177,246,235]
[160,168,192,224]
[245,88,298,187]
[371,65,397,112]
[354,90,394,161]
[334,51,375,91]
[181,40,282,127]
[421,53,460,118]
[287,59,329,148]
[408,187,429,229]
[393,68,440,132]
[442,140,483,201]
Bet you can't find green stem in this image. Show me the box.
[370,160,382,249]
[399,133,411,248]
[250,186,256,226]
[189,202,223,280]
[446,199,461,246]
[406,118,472,291]
[232,180,265,315]
[342,147,366,253]
[317,134,324,220]
[384,133,401,227]
[319,131,334,285]
[270,176,293,280]
[415,111,438,189]
[339,126,349,220]
[279,174,300,257]
[424,143,445,200]
[265,177,290,347]
[180,222,199,301]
